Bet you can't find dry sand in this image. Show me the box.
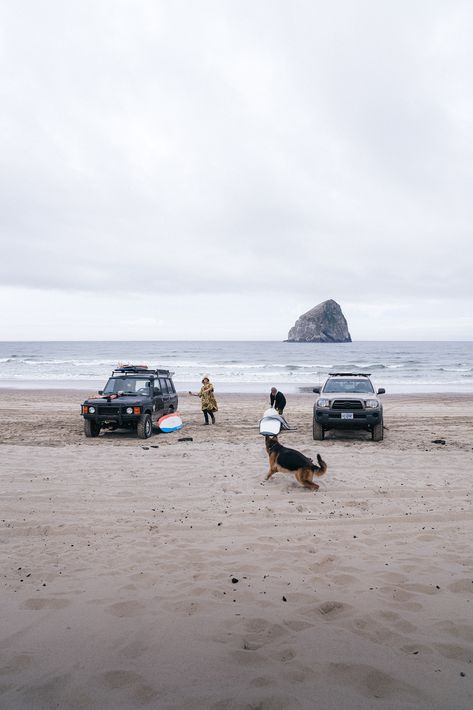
[0,389,472,710]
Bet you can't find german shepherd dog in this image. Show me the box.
[265,435,327,490]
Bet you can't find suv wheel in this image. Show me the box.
[313,417,325,441]
[372,420,384,441]
[137,413,153,439]
[84,419,101,438]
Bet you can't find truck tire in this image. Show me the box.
[313,417,325,440]
[84,419,101,438]
[372,420,384,441]
[137,413,152,439]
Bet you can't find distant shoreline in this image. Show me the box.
[1,381,473,395]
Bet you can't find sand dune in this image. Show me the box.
[0,390,472,709]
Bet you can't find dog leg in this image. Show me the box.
[266,464,278,480]
[297,469,320,491]
[265,450,278,480]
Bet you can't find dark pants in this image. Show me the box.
[203,409,215,424]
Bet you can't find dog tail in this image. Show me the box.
[312,453,327,476]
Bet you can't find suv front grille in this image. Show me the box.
[332,400,363,410]
[98,406,121,415]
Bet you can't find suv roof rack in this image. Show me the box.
[112,365,174,377]
[329,372,371,377]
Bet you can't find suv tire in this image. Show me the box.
[84,419,101,438]
[313,417,325,441]
[372,420,384,441]
[137,413,153,439]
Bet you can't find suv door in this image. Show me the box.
[152,378,165,422]
[166,378,178,411]
[159,377,172,413]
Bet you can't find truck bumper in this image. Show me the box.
[315,409,382,429]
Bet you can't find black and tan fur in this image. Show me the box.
[265,435,327,490]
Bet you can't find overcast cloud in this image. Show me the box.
[1,0,472,339]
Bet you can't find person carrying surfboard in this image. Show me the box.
[189,376,218,425]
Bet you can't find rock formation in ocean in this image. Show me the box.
[286,299,352,343]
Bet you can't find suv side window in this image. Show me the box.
[167,379,176,394]
[159,378,169,394]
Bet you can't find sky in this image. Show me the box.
[0,0,472,341]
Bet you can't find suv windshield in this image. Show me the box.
[103,377,152,395]
[323,378,374,394]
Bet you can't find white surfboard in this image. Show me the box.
[263,407,279,418]
[259,416,282,436]
[158,413,183,432]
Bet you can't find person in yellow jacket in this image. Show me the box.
[189,376,218,424]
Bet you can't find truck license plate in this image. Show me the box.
[341,412,354,420]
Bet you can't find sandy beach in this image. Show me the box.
[1,389,472,709]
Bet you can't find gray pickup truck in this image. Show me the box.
[313,373,385,441]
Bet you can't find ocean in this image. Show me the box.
[0,341,472,394]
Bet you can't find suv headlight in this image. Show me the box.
[317,398,330,408]
[365,399,379,408]
[88,406,96,414]
[126,407,133,414]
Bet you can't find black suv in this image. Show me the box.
[81,365,178,439]
[313,373,385,441]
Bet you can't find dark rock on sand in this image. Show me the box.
[286,299,352,343]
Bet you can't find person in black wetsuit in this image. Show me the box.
[270,387,286,415]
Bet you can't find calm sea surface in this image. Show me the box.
[0,341,472,393]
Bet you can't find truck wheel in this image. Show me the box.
[313,418,324,440]
[137,413,152,439]
[372,420,384,441]
[84,419,101,438]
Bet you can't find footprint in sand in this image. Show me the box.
[106,600,145,617]
[21,598,69,610]
[0,653,32,675]
[249,676,273,688]
[232,618,289,665]
[318,600,348,616]
[326,662,425,702]
[283,619,315,632]
[434,642,473,662]
[210,694,303,710]
[243,618,286,639]
[230,648,267,666]
[352,613,416,646]
[434,620,473,642]
[379,610,417,633]
[448,578,473,594]
[308,555,336,572]
[270,647,296,663]
[22,673,92,708]
[118,641,149,660]
[98,670,158,703]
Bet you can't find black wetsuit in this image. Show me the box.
[270,390,286,414]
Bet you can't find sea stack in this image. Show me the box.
[286,299,352,343]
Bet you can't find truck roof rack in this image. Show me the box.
[329,372,371,377]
